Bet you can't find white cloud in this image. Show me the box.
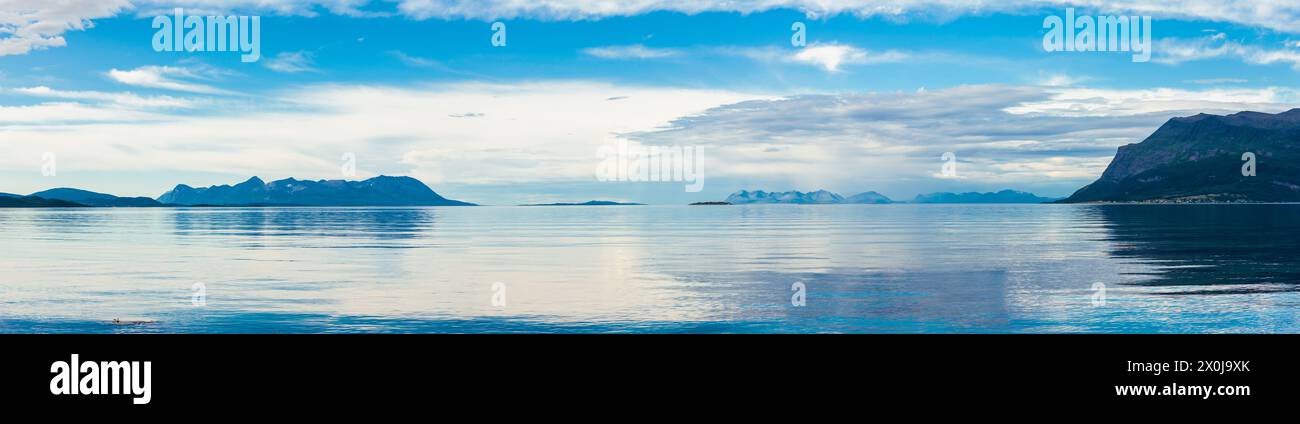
[0,81,762,190]
[581,44,681,60]
[9,1,1300,59]
[264,51,319,73]
[0,101,165,123]
[1038,73,1088,87]
[388,50,440,68]
[717,43,909,72]
[12,85,194,108]
[106,65,230,94]
[3,79,1297,198]
[0,0,129,56]
[1158,32,1300,68]
[391,1,1300,33]
[1186,78,1249,84]
[624,84,1300,193]
[789,44,906,72]
[1005,87,1299,116]
[128,0,375,17]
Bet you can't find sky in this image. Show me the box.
[2,0,1300,204]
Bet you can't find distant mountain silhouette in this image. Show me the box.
[727,190,841,204]
[0,195,87,208]
[912,190,1058,204]
[523,200,644,206]
[30,188,163,207]
[157,176,476,206]
[1064,109,1300,203]
[725,190,893,204]
[843,191,893,204]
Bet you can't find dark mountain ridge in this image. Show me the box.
[725,190,892,204]
[0,195,87,208]
[1064,109,1300,203]
[158,176,476,206]
[30,188,163,207]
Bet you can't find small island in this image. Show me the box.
[689,201,732,205]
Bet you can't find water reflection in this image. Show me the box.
[170,207,437,243]
[1095,205,1300,294]
[2,205,1298,333]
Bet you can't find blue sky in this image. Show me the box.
[2,1,1300,204]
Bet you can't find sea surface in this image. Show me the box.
[1,204,1298,333]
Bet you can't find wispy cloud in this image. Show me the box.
[106,65,230,94]
[578,42,907,71]
[0,102,164,124]
[1037,73,1088,87]
[1004,86,1297,117]
[720,43,908,72]
[9,0,1300,60]
[581,44,681,60]
[386,50,475,74]
[11,86,193,108]
[385,50,485,78]
[264,51,319,73]
[626,83,1300,192]
[1157,32,1300,69]
[392,1,1300,34]
[0,0,128,56]
[1186,78,1249,84]
[0,81,759,190]
[789,44,906,72]
[4,76,1299,198]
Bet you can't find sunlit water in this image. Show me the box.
[1,204,1297,333]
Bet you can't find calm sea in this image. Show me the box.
[1,204,1297,333]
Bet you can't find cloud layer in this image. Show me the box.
[625,84,1300,193]
[8,0,1300,59]
[0,0,129,55]
[5,74,1298,198]
[581,44,681,60]
[394,0,1300,32]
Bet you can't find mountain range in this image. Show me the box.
[725,190,893,204]
[157,176,475,206]
[29,188,163,207]
[1063,109,1300,203]
[0,176,474,208]
[0,193,88,208]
